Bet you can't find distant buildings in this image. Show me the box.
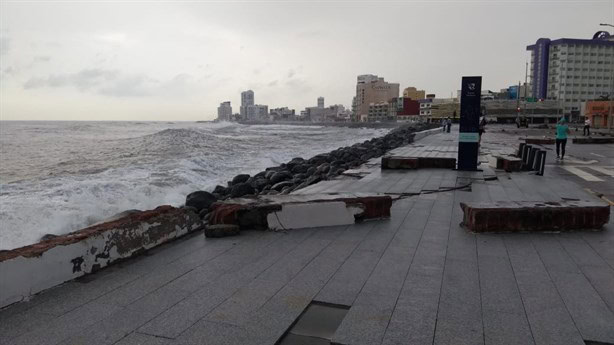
[403,87,425,100]
[270,107,296,121]
[354,74,400,122]
[217,101,232,121]
[526,32,614,118]
[317,97,324,108]
[584,100,612,128]
[240,90,254,118]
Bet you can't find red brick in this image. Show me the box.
[460,201,610,232]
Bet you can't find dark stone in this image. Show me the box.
[185,191,217,212]
[316,163,330,174]
[40,234,58,241]
[291,164,309,174]
[252,178,270,191]
[270,171,293,184]
[294,173,308,180]
[213,185,227,194]
[264,170,277,180]
[230,183,255,198]
[306,167,317,176]
[231,174,250,185]
[204,224,240,238]
[271,181,294,191]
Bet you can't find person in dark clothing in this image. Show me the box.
[555,117,570,160]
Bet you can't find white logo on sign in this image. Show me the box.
[468,83,475,91]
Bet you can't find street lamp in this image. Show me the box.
[600,23,614,28]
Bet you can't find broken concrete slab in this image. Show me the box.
[205,224,240,238]
[460,201,610,233]
[493,155,523,172]
[572,137,614,144]
[207,193,392,231]
[525,137,555,145]
[0,206,202,309]
[381,156,456,170]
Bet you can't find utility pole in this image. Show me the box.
[524,61,529,123]
[599,23,613,131]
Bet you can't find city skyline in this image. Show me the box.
[1,1,612,121]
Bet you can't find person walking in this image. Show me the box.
[583,118,591,136]
[441,118,446,132]
[555,117,570,160]
[478,116,486,144]
[446,117,452,133]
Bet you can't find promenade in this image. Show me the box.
[1,127,613,345]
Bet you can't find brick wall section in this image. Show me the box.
[460,201,610,232]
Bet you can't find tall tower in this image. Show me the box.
[240,90,255,118]
[317,97,324,108]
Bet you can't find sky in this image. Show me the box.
[1,0,613,121]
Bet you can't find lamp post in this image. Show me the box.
[600,24,614,131]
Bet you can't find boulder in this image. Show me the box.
[231,174,250,185]
[185,191,217,212]
[291,164,309,174]
[230,183,255,198]
[213,185,227,194]
[270,171,293,184]
[271,181,294,191]
[252,178,270,191]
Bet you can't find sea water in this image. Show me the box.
[0,121,388,250]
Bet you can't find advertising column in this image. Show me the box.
[457,76,482,171]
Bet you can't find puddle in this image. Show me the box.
[278,302,349,345]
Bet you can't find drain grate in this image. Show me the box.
[278,302,349,345]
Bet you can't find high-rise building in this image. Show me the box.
[317,97,324,108]
[354,74,400,122]
[217,101,232,121]
[403,87,426,100]
[240,90,255,118]
[526,32,614,117]
[246,104,268,120]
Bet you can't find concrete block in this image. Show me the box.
[0,206,202,309]
[204,224,240,238]
[525,137,555,145]
[494,155,523,172]
[572,137,614,144]
[381,156,419,169]
[207,193,392,231]
[460,201,610,232]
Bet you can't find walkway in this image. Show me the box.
[1,127,613,345]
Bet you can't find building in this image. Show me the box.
[403,87,426,100]
[419,98,433,117]
[354,74,400,121]
[367,102,392,122]
[240,90,255,118]
[430,99,460,121]
[317,97,324,108]
[526,32,614,118]
[584,100,613,128]
[270,107,296,121]
[482,99,562,124]
[217,101,232,121]
[246,104,268,120]
[390,97,420,122]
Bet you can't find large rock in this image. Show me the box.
[270,171,293,184]
[231,174,250,185]
[230,183,255,198]
[252,178,270,191]
[185,191,217,212]
[271,181,294,191]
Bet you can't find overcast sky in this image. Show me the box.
[1,1,612,121]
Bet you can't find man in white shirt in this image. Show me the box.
[583,118,591,136]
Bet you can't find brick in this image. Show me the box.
[418,157,456,169]
[460,201,610,232]
[572,137,614,144]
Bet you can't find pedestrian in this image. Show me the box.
[555,117,570,160]
[441,118,446,132]
[583,118,591,136]
[478,116,486,144]
[446,117,452,133]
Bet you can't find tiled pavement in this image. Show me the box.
[1,128,613,345]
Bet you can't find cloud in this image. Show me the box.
[33,55,51,63]
[0,37,9,55]
[267,80,278,87]
[287,69,295,78]
[22,69,201,98]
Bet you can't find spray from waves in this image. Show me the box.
[0,121,389,250]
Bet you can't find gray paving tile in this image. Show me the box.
[548,270,614,343]
[115,332,174,345]
[526,307,586,345]
[482,310,535,345]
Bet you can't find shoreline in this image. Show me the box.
[221,120,404,129]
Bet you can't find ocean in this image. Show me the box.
[0,121,388,250]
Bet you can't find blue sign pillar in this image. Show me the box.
[457,76,482,171]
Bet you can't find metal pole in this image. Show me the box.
[601,23,614,131]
